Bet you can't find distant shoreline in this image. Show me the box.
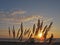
[0,38,60,42]
[0,41,60,45]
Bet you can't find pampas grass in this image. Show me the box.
[8,19,54,45]
[17,28,20,38]
[12,25,15,39]
[8,27,11,37]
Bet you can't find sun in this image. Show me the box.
[34,32,44,41]
[38,32,43,38]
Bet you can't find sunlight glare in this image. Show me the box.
[38,32,43,38]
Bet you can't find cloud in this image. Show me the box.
[0,15,43,24]
[0,9,54,25]
[0,9,43,23]
[29,17,55,25]
[44,17,55,23]
[21,15,43,22]
[0,10,26,18]
[11,10,26,16]
[0,10,27,24]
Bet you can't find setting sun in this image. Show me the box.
[38,32,43,38]
[37,32,44,41]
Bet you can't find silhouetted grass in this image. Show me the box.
[12,25,15,39]
[8,27,11,37]
[17,28,20,38]
[7,19,54,45]
[33,24,35,34]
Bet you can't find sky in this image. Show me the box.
[0,0,60,38]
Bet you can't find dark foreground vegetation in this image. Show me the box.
[0,41,60,45]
